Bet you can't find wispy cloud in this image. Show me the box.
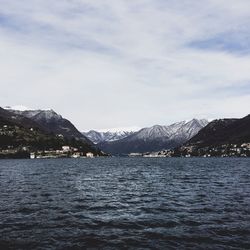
[0,0,250,130]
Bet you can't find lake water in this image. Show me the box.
[0,158,249,249]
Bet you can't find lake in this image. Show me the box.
[0,158,249,249]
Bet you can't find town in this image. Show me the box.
[0,145,98,159]
[128,143,250,158]
[30,146,96,159]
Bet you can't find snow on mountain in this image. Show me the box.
[98,126,141,133]
[4,105,30,111]
[83,130,136,144]
[31,109,63,121]
[129,119,209,142]
[98,119,209,155]
[84,119,208,145]
[168,119,209,141]
[4,106,61,120]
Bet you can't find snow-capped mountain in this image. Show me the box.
[117,119,208,142]
[6,108,92,143]
[83,130,136,144]
[4,105,30,111]
[98,119,209,155]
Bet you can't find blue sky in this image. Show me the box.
[0,0,250,131]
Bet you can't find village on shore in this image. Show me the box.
[1,143,250,159]
[30,145,97,159]
[0,145,101,159]
[128,143,250,158]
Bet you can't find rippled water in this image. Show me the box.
[0,158,249,249]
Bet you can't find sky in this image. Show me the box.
[0,0,250,131]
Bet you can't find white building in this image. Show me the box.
[62,146,71,152]
[30,153,36,159]
[86,152,94,158]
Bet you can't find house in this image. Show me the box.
[62,146,71,152]
[86,152,94,158]
[30,153,36,159]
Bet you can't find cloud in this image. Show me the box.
[0,0,250,130]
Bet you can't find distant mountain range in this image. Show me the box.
[94,119,209,155]
[82,130,135,144]
[2,106,249,158]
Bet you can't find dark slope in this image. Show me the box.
[0,107,45,131]
[0,108,99,154]
[186,115,250,147]
[7,109,92,144]
[98,137,180,155]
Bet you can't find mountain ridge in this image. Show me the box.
[186,115,250,147]
[97,119,209,155]
[174,114,250,157]
[82,130,136,144]
[6,108,92,144]
[0,107,100,157]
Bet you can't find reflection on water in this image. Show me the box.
[0,158,249,249]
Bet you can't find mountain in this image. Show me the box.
[0,107,100,158]
[6,108,92,144]
[83,130,136,144]
[0,107,51,133]
[175,115,250,157]
[185,115,250,147]
[98,119,209,155]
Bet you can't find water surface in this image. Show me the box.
[0,158,249,249]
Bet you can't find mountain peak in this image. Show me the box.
[186,118,208,126]
[97,126,141,133]
[4,105,30,111]
[96,118,209,154]
[5,107,91,143]
[34,109,62,120]
[83,130,136,144]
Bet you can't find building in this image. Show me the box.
[86,152,94,158]
[30,153,36,159]
[62,146,71,152]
